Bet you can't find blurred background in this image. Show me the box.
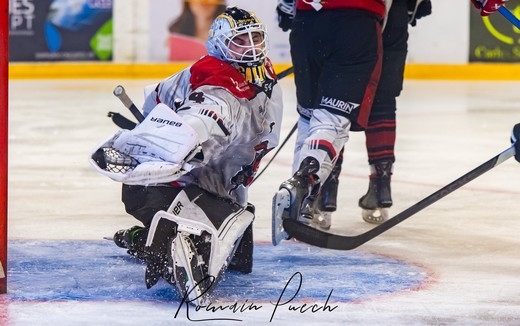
[8,0,520,79]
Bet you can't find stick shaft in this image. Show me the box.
[113,85,144,122]
[498,6,520,29]
[252,122,297,184]
[277,66,294,79]
[360,146,515,245]
[283,146,516,250]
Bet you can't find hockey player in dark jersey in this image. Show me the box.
[273,0,508,238]
[356,0,432,224]
[358,0,509,224]
[272,0,385,242]
[90,7,283,305]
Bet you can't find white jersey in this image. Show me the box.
[142,56,283,206]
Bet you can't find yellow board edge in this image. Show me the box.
[8,62,520,80]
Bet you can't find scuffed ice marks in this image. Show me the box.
[7,240,428,303]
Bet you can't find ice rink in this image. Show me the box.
[4,76,520,325]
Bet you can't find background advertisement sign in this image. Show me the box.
[149,0,291,63]
[469,1,520,62]
[9,0,113,62]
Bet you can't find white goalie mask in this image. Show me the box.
[206,7,269,84]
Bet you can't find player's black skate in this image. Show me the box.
[272,157,320,245]
[113,225,147,259]
[358,160,393,224]
[313,162,341,230]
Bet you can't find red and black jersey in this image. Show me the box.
[296,0,386,19]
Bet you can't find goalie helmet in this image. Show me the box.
[206,7,269,85]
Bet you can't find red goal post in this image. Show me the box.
[0,1,8,293]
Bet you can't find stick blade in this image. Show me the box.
[282,219,362,250]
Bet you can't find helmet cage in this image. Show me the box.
[206,8,269,66]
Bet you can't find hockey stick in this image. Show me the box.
[252,122,297,184]
[283,145,516,250]
[498,6,520,29]
[277,66,294,79]
[107,111,137,130]
[113,85,145,123]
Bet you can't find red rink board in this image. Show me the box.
[0,0,9,294]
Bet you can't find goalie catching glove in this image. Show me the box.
[89,103,200,185]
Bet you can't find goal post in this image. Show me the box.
[0,1,8,294]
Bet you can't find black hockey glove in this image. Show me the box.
[510,123,520,162]
[277,0,295,32]
[408,0,432,27]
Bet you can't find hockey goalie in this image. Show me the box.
[89,7,283,306]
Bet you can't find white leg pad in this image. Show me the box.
[147,188,254,278]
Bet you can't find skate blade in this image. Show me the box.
[312,212,331,230]
[272,188,290,246]
[362,208,389,224]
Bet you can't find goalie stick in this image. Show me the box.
[107,111,137,130]
[113,85,144,123]
[281,145,516,250]
[252,122,297,184]
[277,66,294,79]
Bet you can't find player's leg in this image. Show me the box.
[274,10,382,235]
[360,0,409,223]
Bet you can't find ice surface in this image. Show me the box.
[4,78,520,325]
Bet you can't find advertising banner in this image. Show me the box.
[9,0,113,62]
[469,1,520,62]
[149,0,291,63]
